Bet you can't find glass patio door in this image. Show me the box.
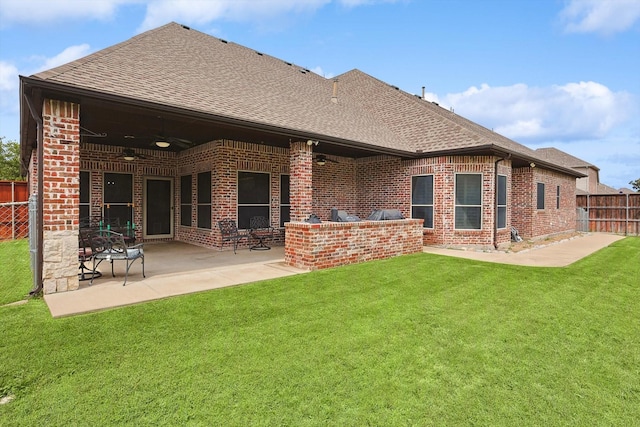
[143,177,174,239]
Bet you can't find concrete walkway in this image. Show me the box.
[423,232,625,267]
[44,233,625,318]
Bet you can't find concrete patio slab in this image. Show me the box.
[422,232,625,267]
[45,243,307,318]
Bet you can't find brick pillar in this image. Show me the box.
[289,141,313,222]
[41,99,81,294]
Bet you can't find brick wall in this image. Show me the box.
[285,219,424,270]
[41,99,81,293]
[512,166,576,239]
[79,138,573,259]
[356,155,512,249]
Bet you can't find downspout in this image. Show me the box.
[493,154,511,249]
[24,89,44,296]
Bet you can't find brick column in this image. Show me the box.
[289,141,313,222]
[41,99,81,294]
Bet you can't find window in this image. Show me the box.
[455,174,482,229]
[497,175,507,229]
[411,175,433,228]
[80,171,90,227]
[238,171,270,229]
[197,171,211,229]
[180,175,192,227]
[556,185,561,209]
[280,174,290,227]
[537,182,545,210]
[103,172,133,227]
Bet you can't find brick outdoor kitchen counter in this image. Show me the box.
[284,219,424,270]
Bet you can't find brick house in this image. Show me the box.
[19,23,583,294]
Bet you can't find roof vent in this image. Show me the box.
[181,25,191,30]
[432,101,439,106]
[300,69,307,74]
[220,39,228,44]
[255,51,263,56]
[284,61,292,66]
[331,79,339,104]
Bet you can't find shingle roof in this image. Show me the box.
[28,22,581,176]
[535,147,598,170]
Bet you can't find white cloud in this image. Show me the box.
[36,44,92,72]
[0,0,402,31]
[0,0,135,27]
[443,81,636,142]
[310,66,335,79]
[0,61,18,92]
[559,0,640,35]
[137,0,331,32]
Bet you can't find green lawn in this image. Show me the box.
[0,239,32,305]
[1,237,639,426]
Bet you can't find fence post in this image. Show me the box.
[11,181,15,240]
[626,193,629,236]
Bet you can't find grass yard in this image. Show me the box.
[1,237,639,426]
[0,239,32,305]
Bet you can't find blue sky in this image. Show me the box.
[1,0,638,189]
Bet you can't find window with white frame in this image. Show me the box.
[497,174,507,229]
[197,171,211,229]
[180,175,192,227]
[280,174,290,227]
[411,175,433,228]
[238,171,270,229]
[455,173,482,230]
[537,182,545,210]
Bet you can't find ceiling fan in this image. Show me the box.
[314,154,339,165]
[116,148,148,161]
[124,117,195,149]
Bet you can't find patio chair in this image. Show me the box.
[218,218,249,254]
[78,230,101,281]
[249,216,274,250]
[88,230,145,286]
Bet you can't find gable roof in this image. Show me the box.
[535,147,598,170]
[21,22,583,177]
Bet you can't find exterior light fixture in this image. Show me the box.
[307,139,319,146]
[155,140,171,148]
[530,162,536,168]
[316,155,327,165]
[123,154,135,161]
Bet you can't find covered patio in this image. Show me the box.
[45,242,307,317]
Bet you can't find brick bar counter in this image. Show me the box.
[284,219,424,270]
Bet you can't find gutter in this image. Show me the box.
[493,154,511,249]
[22,82,44,295]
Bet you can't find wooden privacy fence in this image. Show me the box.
[576,194,640,236]
[0,181,29,240]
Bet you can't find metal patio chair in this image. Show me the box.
[89,230,145,286]
[218,218,249,254]
[249,216,274,250]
